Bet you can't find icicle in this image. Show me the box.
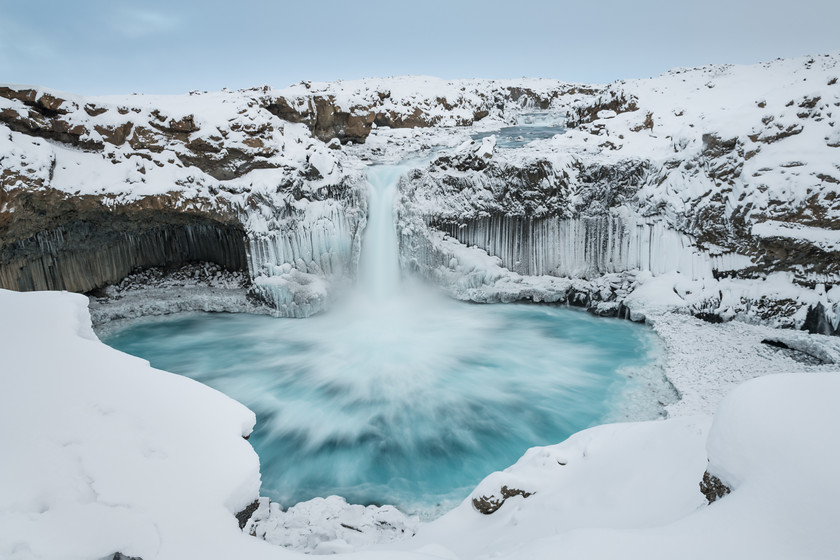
[440,214,743,281]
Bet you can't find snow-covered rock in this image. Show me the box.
[397,53,840,333]
[243,496,418,554]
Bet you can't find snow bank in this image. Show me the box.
[385,373,840,560]
[3,291,840,560]
[0,289,276,560]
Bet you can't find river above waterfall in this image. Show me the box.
[471,111,566,148]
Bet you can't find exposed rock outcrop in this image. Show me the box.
[0,187,247,293]
[397,55,840,333]
[699,471,731,504]
[264,77,576,144]
[472,485,534,515]
[2,55,839,330]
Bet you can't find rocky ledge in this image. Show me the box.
[1,56,839,334]
[396,54,840,334]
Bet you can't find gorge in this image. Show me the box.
[102,161,675,520]
[2,53,840,560]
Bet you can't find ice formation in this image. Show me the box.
[247,200,361,316]
[2,51,840,559]
[435,214,750,280]
[2,54,839,329]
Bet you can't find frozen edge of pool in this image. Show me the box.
[4,289,840,559]
[235,310,840,554]
[99,297,677,523]
[87,292,840,554]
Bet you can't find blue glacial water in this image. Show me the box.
[102,163,673,518]
[471,111,566,148]
[103,299,673,518]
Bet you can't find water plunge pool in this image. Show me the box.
[102,158,674,519]
[103,298,674,518]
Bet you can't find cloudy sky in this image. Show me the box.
[2,0,839,94]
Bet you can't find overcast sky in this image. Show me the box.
[2,0,839,95]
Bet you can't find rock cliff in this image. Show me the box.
[1,58,838,332]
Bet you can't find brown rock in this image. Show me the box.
[84,103,108,117]
[188,136,222,153]
[168,115,199,133]
[94,122,134,146]
[472,486,534,515]
[242,137,265,149]
[37,93,70,114]
[128,126,166,152]
[0,87,38,104]
[699,471,731,504]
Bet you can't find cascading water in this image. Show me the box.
[103,163,676,518]
[358,165,407,300]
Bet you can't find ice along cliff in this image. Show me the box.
[1,55,839,333]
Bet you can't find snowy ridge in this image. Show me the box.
[5,54,837,325]
[0,82,369,314]
[272,75,578,130]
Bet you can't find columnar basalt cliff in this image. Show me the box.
[0,83,369,309]
[0,78,573,316]
[396,56,840,334]
[1,58,838,332]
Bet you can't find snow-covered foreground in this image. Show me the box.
[2,288,839,559]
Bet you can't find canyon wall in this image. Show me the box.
[1,56,838,332]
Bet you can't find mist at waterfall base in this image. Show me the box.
[103,162,675,519]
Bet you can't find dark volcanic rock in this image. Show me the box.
[0,188,248,293]
[472,485,534,515]
[700,471,731,504]
[802,303,840,336]
[236,500,260,530]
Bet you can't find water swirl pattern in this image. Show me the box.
[103,161,675,518]
[104,298,673,517]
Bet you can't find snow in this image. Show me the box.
[752,220,840,252]
[2,290,840,559]
[393,53,840,335]
[0,289,275,560]
[87,263,270,329]
[650,312,840,416]
[272,76,569,128]
[244,496,418,554]
[5,53,838,323]
[3,53,840,559]
[387,372,840,560]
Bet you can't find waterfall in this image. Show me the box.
[244,163,414,316]
[358,164,409,300]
